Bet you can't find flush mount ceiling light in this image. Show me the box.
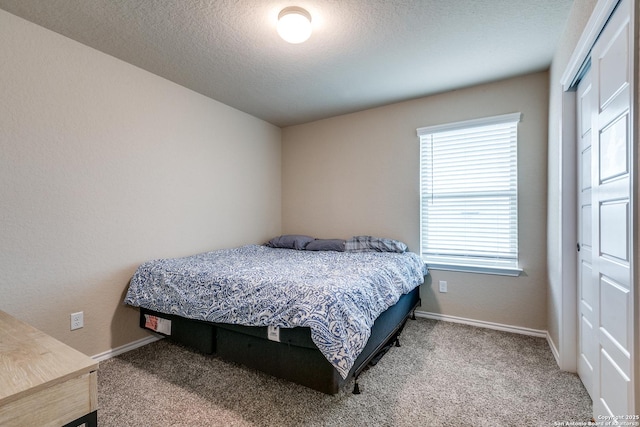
[277,6,312,44]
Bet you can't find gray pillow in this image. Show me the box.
[344,236,408,253]
[305,239,346,252]
[266,234,315,250]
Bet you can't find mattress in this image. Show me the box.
[125,244,427,378]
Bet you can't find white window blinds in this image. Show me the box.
[417,113,521,276]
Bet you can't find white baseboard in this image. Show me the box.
[546,331,561,366]
[414,312,566,372]
[92,334,163,362]
[92,313,550,362]
[414,311,547,338]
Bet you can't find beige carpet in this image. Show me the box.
[98,318,592,426]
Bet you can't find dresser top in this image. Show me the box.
[0,310,98,405]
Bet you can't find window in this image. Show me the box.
[417,113,522,276]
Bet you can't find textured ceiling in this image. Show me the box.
[0,0,573,127]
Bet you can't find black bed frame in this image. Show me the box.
[139,287,421,394]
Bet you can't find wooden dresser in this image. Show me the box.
[0,310,98,427]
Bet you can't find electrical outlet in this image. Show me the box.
[439,280,448,293]
[70,312,83,330]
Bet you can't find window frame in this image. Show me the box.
[417,112,523,277]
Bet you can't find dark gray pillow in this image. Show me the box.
[266,234,315,250]
[305,239,346,252]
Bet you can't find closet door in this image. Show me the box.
[590,0,634,417]
[577,68,595,400]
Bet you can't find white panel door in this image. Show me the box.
[577,68,595,399]
[590,0,634,417]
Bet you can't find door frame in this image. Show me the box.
[558,0,621,373]
[558,0,638,411]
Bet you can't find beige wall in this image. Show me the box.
[546,0,598,358]
[0,10,281,356]
[282,71,550,331]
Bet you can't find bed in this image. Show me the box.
[124,236,428,394]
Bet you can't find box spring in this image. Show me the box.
[140,286,420,394]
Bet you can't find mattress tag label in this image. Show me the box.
[144,314,172,335]
[267,325,280,342]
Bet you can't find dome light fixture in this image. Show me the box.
[277,6,312,44]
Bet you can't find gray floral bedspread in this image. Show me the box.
[124,245,428,378]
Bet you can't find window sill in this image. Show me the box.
[425,262,522,277]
